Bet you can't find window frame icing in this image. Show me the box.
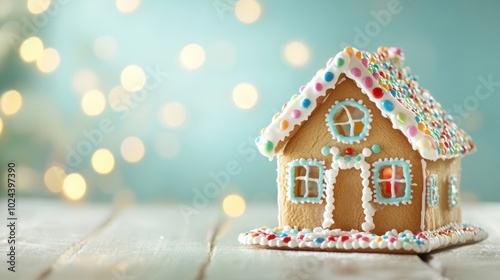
[287,159,325,204]
[326,99,371,144]
[427,173,439,207]
[372,159,413,205]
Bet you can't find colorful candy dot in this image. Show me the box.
[314,237,325,243]
[351,67,361,77]
[334,154,340,160]
[299,86,305,93]
[345,148,353,155]
[264,140,274,153]
[344,47,353,56]
[363,76,373,88]
[336,57,344,67]
[291,110,301,119]
[327,57,334,66]
[354,156,361,162]
[291,94,298,100]
[396,112,406,123]
[280,120,288,130]
[344,155,352,162]
[315,83,323,92]
[407,126,417,137]
[372,144,380,153]
[361,57,368,67]
[267,234,276,241]
[372,87,383,99]
[321,146,330,156]
[324,71,334,82]
[282,236,291,243]
[381,100,394,112]
[301,98,311,108]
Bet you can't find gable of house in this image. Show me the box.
[256,47,475,162]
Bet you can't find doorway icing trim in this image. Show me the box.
[322,146,376,232]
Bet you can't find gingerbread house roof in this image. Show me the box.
[256,46,475,161]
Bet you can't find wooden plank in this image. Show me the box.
[45,204,218,280]
[205,204,443,280]
[0,199,112,280]
[428,203,500,280]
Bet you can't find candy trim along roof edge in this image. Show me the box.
[238,222,487,254]
[256,46,475,161]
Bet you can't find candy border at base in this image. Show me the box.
[238,222,487,254]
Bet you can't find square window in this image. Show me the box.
[378,165,406,199]
[373,160,412,204]
[428,174,439,206]
[288,160,324,203]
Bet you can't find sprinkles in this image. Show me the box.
[239,223,487,253]
[255,46,475,161]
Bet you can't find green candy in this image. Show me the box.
[264,140,274,153]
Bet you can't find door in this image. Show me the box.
[331,168,366,231]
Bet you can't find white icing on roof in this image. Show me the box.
[256,47,475,161]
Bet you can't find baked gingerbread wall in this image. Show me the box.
[277,78,425,234]
[423,157,461,230]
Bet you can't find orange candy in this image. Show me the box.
[355,51,362,59]
[345,47,354,56]
[418,122,426,132]
[280,120,288,130]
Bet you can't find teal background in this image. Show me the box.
[1,0,499,203]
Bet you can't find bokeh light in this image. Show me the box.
[179,44,205,70]
[93,35,117,60]
[284,41,310,66]
[81,90,106,116]
[222,194,246,217]
[19,36,44,63]
[91,149,115,174]
[108,86,130,111]
[0,117,3,136]
[235,0,262,24]
[27,0,51,14]
[155,133,180,159]
[73,69,100,94]
[44,166,66,193]
[160,102,186,128]
[116,0,140,14]
[232,83,258,109]
[36,48,60,73]
[63,173,87,201]
[121,136,145,163]
[1,90,22,116]
[120,65,146,92]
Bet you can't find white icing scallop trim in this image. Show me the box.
[238,222,488,253]
[420,159,427,231]
[322,169,337,228]
[276,156,282,226]
[322,149,375,232]
[256,49,450,161]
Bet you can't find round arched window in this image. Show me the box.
[326,100,371,143]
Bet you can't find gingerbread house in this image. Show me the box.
[239,46,487,253]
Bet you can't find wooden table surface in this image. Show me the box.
[1,200,499,280]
